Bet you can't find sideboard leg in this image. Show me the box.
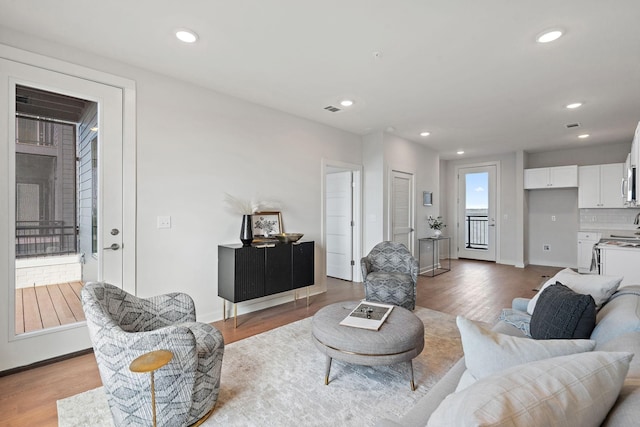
[234,303,237,329]
[222,300,226,321]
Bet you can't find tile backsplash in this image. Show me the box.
[580,208,640,231]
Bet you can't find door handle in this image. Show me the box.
[103,243,121,250]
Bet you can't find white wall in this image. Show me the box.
[382,133,440,242]
[526,142,631,168]
[527,188,579,267]
[0,30,363,326]
[362,132,384,253]
[362,131,440,256]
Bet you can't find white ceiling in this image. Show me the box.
[1,0,639,159]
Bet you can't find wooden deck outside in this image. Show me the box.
[15,281,85,334]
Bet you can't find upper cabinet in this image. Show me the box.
[524,165,578,189]
[578,163,625,208]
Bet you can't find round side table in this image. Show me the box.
[130,349,174,427]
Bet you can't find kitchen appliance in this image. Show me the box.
[577,231,601,273]
[596,237,640,285]
[625,153,636,205]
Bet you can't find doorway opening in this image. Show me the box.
[323,161,362,283]
[457,164,498,262]
[14,85,97,335]
[390,170,415,254]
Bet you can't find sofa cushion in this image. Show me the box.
[455,316,595,390]
[527,268,622,314]
[427,351,633,427]
[591,286,640,345]
[530,282,596,339]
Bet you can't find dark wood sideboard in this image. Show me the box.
[218,241,314,327]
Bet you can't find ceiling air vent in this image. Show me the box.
[565,122,581,129]
[324,105,341,113]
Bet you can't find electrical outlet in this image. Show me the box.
[543,244,551,251]
[157,216,171,229]
[551,215,556,221]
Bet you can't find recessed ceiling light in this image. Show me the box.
[536,29,563,43]
[176,29,198,43]
[339,99,354,107]
[578,134,590,139]
[457,150,465,155]
[566,102,583,109]
[420,131,430,137]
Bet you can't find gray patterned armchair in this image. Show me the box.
[81,282,224,427]
[361,241,419,310]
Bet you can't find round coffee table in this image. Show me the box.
[311,301,425,390]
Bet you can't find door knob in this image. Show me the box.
[103,243,120,250]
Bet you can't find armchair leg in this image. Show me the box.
[189,406,216,427]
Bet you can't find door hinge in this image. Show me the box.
[350,220,355,227]
[350,260,355,266]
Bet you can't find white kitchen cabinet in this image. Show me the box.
[524,165,578,189]
[578,163,624,208]
[599,245,640,286]
[577,232,601,273]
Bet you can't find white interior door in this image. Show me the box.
[390,170,415,253]
[325,171,353,280]
[457,165,497,261]
[0,58,127,370]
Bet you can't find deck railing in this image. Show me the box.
[465,215,488,249]
[15,221,77,258]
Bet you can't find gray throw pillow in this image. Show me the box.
[530,282,596,339]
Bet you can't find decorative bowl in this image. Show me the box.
[274,233,304,244]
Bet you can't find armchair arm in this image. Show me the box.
[361,257,372,281]
[409,257,419,284]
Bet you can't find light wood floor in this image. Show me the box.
[15,281,85,334]
[0,259,561,426]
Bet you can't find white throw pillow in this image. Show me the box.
[428,351,633,427]
[527,268,622,314]
[455,316,595,390]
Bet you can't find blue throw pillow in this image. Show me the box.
[530,282,596,339]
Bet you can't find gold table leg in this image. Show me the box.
[130,349,174,427]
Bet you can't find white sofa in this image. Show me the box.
[376,283,640,426]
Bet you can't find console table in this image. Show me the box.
[218,241,314,327]
[418,237,451,277]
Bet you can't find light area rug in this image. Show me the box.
[58,307,462,427]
